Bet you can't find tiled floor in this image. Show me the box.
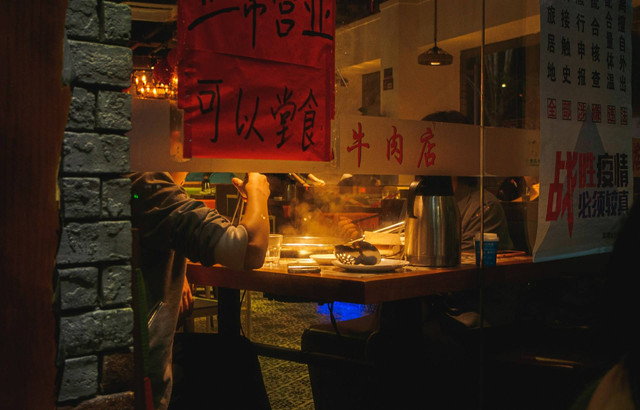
[247,293,322,410]
[191,291,374,410]
[249,293,375,410]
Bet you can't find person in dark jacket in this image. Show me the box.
[129,171,270,410]
[454,176,514,251]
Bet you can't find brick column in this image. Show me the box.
[56,1,135,408]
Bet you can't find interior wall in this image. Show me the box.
[335,0,542,121]
[55,0,135,406]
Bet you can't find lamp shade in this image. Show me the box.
[418,46,453,66]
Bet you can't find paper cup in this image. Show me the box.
[474,233,499,266]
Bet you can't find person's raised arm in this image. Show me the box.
[232,173,270,269]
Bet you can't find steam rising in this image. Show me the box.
[278,186,381,239]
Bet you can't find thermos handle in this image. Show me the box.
[407,179,420,219]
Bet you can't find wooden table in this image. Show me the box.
[187,251,611,409]
[187,251,610,336]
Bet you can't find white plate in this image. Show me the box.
[331,259,410,272]
[310,254,337,265]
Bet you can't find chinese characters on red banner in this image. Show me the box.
[177,0,334,161]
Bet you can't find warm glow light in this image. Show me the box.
[501,83,507,88]
[132,69,177,100]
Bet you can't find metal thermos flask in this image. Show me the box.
[404,176,461,267]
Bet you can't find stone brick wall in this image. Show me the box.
[56,1,134,408]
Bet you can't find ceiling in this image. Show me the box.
[126,1,177,67]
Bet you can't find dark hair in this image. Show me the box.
[421,110,471,124]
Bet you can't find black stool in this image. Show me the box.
[301,299,478,410]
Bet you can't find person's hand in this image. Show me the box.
[179,276,193,319]
[337,217,361,240]
[306,173,326,186]
[235,173,270,200]
[231,176,248,200]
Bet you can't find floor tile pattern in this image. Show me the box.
[192,291,373,410]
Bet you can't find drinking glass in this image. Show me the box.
[264,234,283,267]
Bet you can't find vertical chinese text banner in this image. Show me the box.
[535,0,633,261]
[177,0,335,161]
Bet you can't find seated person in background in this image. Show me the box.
[497,176,540,202]
[497,176,525,202]
[422,110,513,251]
[454,176,513,252]
[436,175,516,328]
[421,110,515,329]
[129,171,270,410]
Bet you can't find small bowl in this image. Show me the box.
[309,254,337,265]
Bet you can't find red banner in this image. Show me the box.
[177,0,335,161]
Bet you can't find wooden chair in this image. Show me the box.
[182,285,218,333]
[500,200,537,254]
[181,283,252,337]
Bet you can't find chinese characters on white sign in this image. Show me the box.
[535,0,633,261]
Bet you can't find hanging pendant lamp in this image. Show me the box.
[418,0,452,66]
